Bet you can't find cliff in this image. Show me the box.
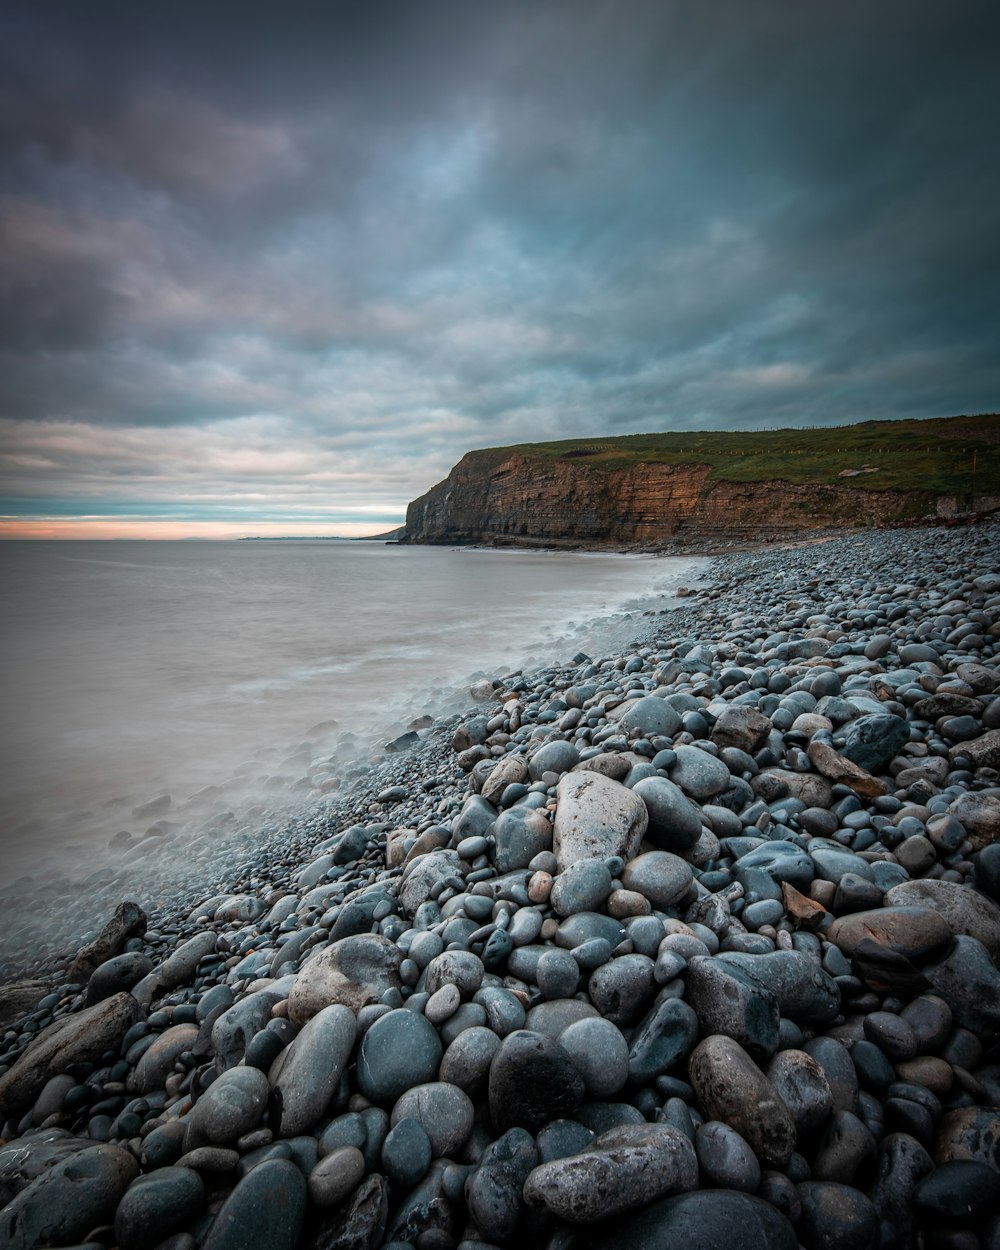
[401,416,999,548]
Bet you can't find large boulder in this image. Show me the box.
[553,773,648,872]
[287,934,402,1024]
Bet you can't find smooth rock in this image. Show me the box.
[287,934,402,1023]
[488,1030,585,1133]
[631,777,703,852]
[588,1189,797,1250]
[553,773,648,871]
[688,1034,796,1168]
[523,1122,698,1223]
[270,1004,356,1136]
[558,1017,629,1098]
[185,1066,270,1148]
[620,850,693,909]
[390,1082,475,1157]
[115,1167,205,1250]
[201,1158,306,1250]
[356,1009,442,1103]
[885,880,1000,959]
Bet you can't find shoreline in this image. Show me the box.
[1,517,999,1247]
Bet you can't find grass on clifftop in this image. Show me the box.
[468,413,999,496]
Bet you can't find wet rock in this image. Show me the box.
[553,773,648,871]
[711,705,772,754]
[627,997,699,1085]
[465,1127,538,1243]
[487,1030,585,1133]
[493,808,553,873]
[287,933,402,1023]
[0,991,143,1119]
[685,956,780,1062]
[0,1143,139,1250]
[885,880,1000,959]
[302,1173,387,1250]
[201,1157,306,1250]
[558,1017,630,1098]
[67,900,148,983]
[688,1034,796,1168]
[356,1009,442,1103]
[132,931,218,1004]
[588,1189,798,1250]
[270,1004,356,1136]
[523,1122,698,1222]
[115,1167,205,1250]
[716,950,840,1025]
[839,714,910,773]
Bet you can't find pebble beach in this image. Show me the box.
[2,517,1000,1250]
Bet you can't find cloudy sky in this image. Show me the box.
[1,1,998,537]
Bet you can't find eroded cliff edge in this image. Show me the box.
[400,452,986,549]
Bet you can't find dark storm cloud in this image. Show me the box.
[1,0,998,526]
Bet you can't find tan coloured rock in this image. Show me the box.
[806,740,887,798]
[287,933,402,1024]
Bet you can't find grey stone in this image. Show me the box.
[212,988,285,1068]
[115,1167,205,1250]
[0,991,144,1119]
[557,1017,629,1098]
[133,1022,199,1094]
[715,950,841,1024]
[270,1004,356,1136]
[288,933,402,1023]
[620,850,693,909]
[796,1181,878,1250]
[694,1120,761,1192]
[488,1030,585,1133]
[685,956,780,1062]
[132,931,218,1005]
[357,1009,442,1103]
[550,858,613,916]
[529,740,581,780]
[613,696,682,739]
[465,1127,538,1244]
[85,952,153,1005]
[308,1146,367,1208]
[553,773,648,871]
[766,1049,835,1138]
[627,997,699,1085]
[839,714,910,773]
[390,1081,475,1157]
[493,808,553,873]
[201,1157,306,1250]
[688,1034,796,1168]
[885,879,1000,959]
[631,777,702,852]
[523,1122,698,1223]
[587,1190,797,1250]
[669,745,730,799]
[185,1066,270,1148]
[0,1143,139,1250]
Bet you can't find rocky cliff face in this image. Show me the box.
[401,452,949,547]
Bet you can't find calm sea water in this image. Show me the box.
[0,541,700,887]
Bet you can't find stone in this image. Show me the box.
[308,1146,367,1208]
[185,1066,270,1148]
[481,756,529,806]
[735,840,814,891]
[0,991,144,1119]
[715,950,840,1025]
[487,1030,585,1133]
[439,1026,501,1094]
[688,1034,796,1168]
[553,773,648,870]
[557,1017,630,1098]
[529,740,581,780]
[423,950,485,999]
[465,1127,538,1244]
[807,739,887,797]
[493,808,553,872]
[287,934,402,1023]
[827,906,952,962]
[201,1158,306,1250]
[885,879,1000,959]
[685,956,780,1062]
[523,1123,698,1223]
[766,1049,835,1139]
[870,1132,934,1245]
[115,1167,205,1250]
[620,850,693,908]
[711,705,772,754]
[303,1172,388,1250]
[914,1159,1000,1222]
[588,1190,797,1250]
[669,745,731,799]
[694,1120,761,1191]
[550,857,613,916]
[85,951,154,1005]
[922,935,1000,1033]
[934,1107,1000,1171]
[390,1082,475,1157]
[67,900,148,983]
[0,1143,139,1250]
[839,714,910,773]
[133,1023,199,1094]
[631,777,703,852]
[132,931,218,1005]
[356,1009,442,1103]
[811,1109,877,1185]
[613,695,682,739]
[399,850,464,914]
[270,1004,356,1136]
[627,997,699,1085]
[954,728,1000,770]
[796,1181,878,1250]
[948,791,1000,850]
[212,988,285,1068]
[587,953,656,1027]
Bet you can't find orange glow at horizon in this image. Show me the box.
[0,518,400,540]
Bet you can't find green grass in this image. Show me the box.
[465,413,1000,496]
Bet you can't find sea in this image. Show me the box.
[0,540,702,899]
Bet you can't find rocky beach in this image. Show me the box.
[2,517,1000,1250]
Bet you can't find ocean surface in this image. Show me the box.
[1,540,700,889]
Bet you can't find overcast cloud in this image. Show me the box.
[1,1,998,534]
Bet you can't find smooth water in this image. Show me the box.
[0,541,700,887]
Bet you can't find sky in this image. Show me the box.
[1,1,998,538]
